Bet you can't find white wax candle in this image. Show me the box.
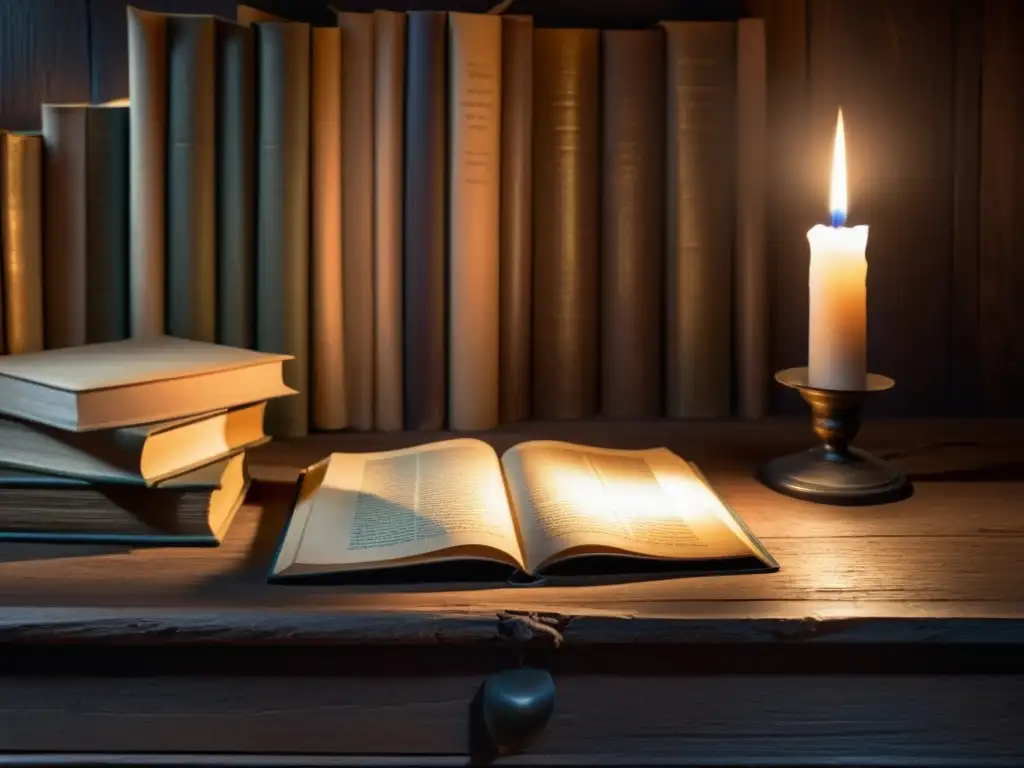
[807,224,868,390]
[807,108,868,391]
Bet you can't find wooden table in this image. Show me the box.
[0,419,1022,766]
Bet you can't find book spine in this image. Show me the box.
[1,133,44,355]
[448,12,502,431]
[600,30,667,418]
[337,11,376,431]
[85,105,130,343]
[499,15,533,424]
[663,21,736,418]
[310,26,348,430]
[41,105,88,350]
[237,5,283,25]
[735,19,769,419]
[255,21,311,438]
[215,19,256,350]
[166,15,217,343]
[127,7,167,338]
[373,10,407,433]
[403,10,447,431]
[532,28,600,420]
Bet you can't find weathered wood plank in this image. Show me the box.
[807,0,956,415]
[0,673,1019,761]
[0,0,91,130]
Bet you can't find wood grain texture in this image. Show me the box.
[0,673,1019,761]
[0,0,90,131]
[808,0,956,415]
[980,0,1024,415]
[0,420,1019,647]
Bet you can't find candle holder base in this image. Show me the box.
[758,367,911,506]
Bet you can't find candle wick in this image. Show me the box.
[831,210,846,228]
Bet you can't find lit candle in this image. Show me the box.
[807,109,868,391]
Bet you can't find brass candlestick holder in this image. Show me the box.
[759,367,911,505]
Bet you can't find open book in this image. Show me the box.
[270,439,777,583]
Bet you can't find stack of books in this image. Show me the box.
[0,336,294,545]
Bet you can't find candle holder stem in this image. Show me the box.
[759,368,911,506]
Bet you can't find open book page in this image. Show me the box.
[501,441,761,573]
[272,438,523,577]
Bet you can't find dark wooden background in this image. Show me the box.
[0,0,1019,417]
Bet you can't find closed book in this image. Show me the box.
[600,30,666,418]
[662,21,736,418]
[41,103,130,349]
[216,18,256,350]
[337,11,376,431]
[0,453,248,545]
[373,10,406,432]
[0,336,294,432]
[310,26,347,430]
[532,29,600,420]
[402,10,447,431]
[1,131,44,355]
[167,14,217,343]
[498,15,533,424]
[735,19,768,419]
[448,12,502,431]
[254,21,311,438]
[127,6,167,338]
[0,403,267,487]
[237,5,282,25]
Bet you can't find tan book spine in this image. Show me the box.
[310,26,347,430]
[127,6,167,339]
[41,105,88,350]
[662,21,736,418]
[448,12,502,431]
[1,133,44,355]
[532,28,600,420]
[498,14,533,424]
[372,10,406,432]
[166,15,217,343]
[736,19,769,419]
[337,11,376,431]
[255,21,311,438]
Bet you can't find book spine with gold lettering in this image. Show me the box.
[448,12,502,431]
[1,132,44,355]
[532,28,600,420]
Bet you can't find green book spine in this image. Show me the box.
[255,21,311,438]
[166,15,217,343]
[216,19,256,350]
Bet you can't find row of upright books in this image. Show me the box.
[0,4,769,439]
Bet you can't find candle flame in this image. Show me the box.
[830,109,847,226]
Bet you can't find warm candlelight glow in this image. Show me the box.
[830,109,847,226]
